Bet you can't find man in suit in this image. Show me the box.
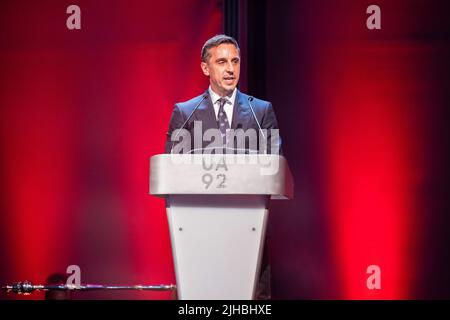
[165,34,281,155]
[164,34,281,299]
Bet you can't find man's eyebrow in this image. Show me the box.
[215,57,240,62]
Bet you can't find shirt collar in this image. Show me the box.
[208,86,237,105]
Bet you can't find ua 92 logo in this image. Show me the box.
[202,173,226,189]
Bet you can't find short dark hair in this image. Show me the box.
[201,34,240,62]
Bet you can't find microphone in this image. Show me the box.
[247,96,266,140]
[170,93,209,154]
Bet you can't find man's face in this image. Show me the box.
[201,43,240,97]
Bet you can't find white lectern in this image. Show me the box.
[149,154,293,300]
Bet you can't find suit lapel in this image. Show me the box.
[231,90,251,129]
[193,91,218,130]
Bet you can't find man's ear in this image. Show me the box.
[201,62,209,76]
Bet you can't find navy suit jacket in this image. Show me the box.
[165,89,281,154]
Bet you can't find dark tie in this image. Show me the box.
[217,98,230,146]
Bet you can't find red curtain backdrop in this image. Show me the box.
[0,0,222,299]
[266,0,450,299]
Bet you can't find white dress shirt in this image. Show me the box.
[208,86,236,126]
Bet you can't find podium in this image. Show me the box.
[149,154,293,299]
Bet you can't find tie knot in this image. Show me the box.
[218,98,227,109]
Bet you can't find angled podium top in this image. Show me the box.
[149,154,293,199]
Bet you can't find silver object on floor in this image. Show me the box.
[1,281,176,295]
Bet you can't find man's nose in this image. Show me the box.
[226,61,234,73]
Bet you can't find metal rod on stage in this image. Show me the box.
[1,281,176,295]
